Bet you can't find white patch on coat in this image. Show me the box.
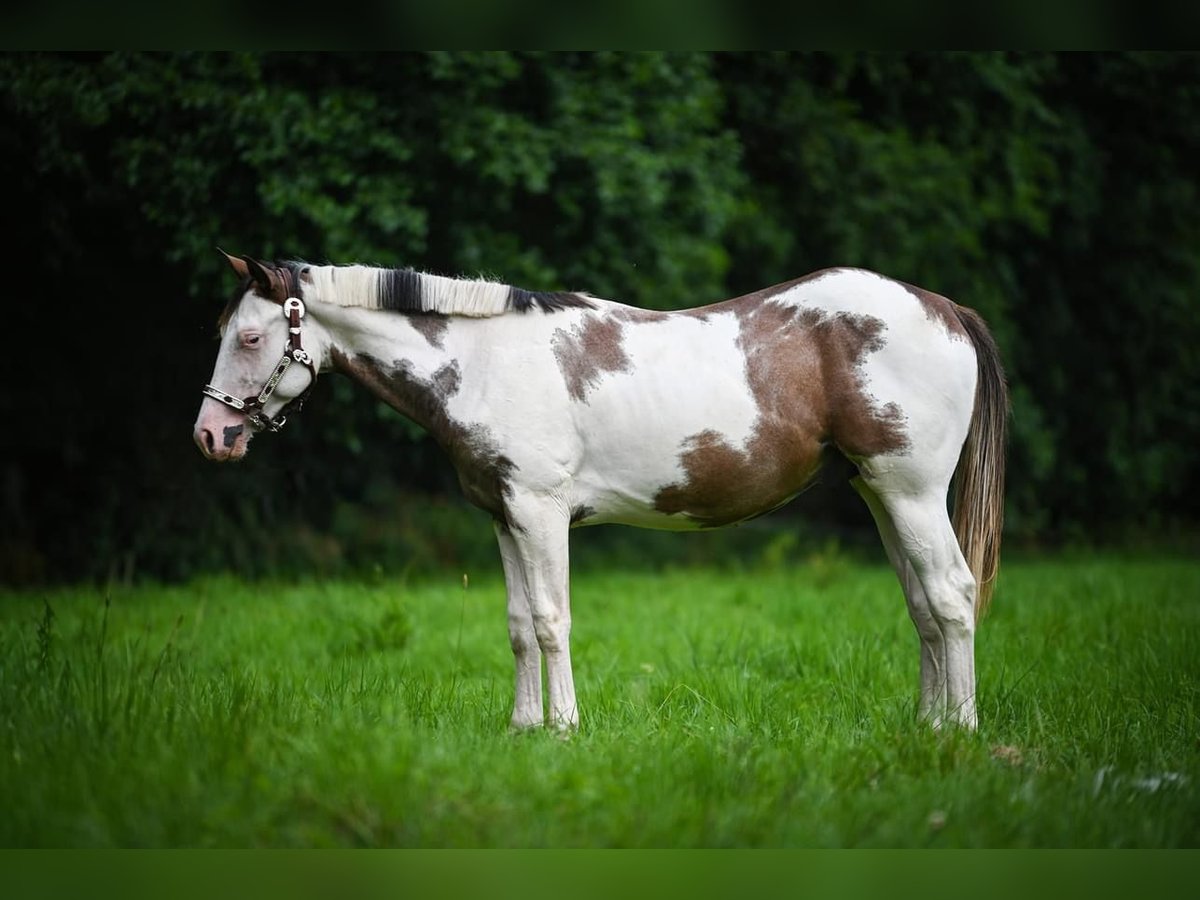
[562,307,759,526]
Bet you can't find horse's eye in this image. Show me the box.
[241,333,262,349]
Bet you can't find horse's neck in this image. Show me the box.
[322,304,469,442]
[322,303,444,361]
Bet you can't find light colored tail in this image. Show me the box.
[951,306,1009,621]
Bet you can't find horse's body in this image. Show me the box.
[195,258,1006,730]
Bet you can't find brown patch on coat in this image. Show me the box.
[900,281,969,340]
[407,312,450,349]
[611,306,670,324]
[552,315,633,402]
[432,360,461,396]
[331,349,516,521]
[652,427,800,527]
[652,297,909,527]
[612,305,716,324]
[782,307,909,459]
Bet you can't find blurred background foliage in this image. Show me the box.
[2,51,1198,585]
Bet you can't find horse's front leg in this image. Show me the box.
[495,522,543,730]
[503,491,577,730]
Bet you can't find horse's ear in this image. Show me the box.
[240,255,286,301]
[217,248,249,279]
[241,255,271,287]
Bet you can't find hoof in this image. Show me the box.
[508,719,543,734]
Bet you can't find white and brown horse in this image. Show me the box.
[194,254,1006,730]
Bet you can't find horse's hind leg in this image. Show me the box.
[884,490,978,728]
[495,522,544,729]
[857,477,979,729]
[852,478,948,725]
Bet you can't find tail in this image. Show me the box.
[951,306,1009,621]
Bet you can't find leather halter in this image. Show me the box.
[202,297,317,433]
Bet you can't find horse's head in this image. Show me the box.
[193,252,317,461]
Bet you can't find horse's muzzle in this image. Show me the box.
[193,400,250,462]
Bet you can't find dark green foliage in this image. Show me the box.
[1,52,1197,583]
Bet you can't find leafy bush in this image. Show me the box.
[3,52,1198,584]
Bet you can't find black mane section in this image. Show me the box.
[508,286,595,313]
[379,268,425,312]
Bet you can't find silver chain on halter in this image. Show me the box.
[202,297,316,433]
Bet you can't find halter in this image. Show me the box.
[202,297,317,433]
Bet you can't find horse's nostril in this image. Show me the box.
[201,428,216,455]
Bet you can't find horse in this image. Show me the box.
[194,252,1007,731]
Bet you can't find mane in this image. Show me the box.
[305,264,594,317]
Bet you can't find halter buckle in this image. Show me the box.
[247,409,284,432]
[283,297,306,319]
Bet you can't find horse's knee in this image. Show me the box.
[531,609,570,654]
[508,615,538,657]
[508,628,537,659]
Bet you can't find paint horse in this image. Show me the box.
[194,254,1007,730]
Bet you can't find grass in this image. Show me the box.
[1,554,1197,847]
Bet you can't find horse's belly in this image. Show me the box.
[573,421,827,530]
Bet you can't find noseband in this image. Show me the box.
[202,297,317,433]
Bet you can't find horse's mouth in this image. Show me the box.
[194,415,253,462]
[222,430,252,461]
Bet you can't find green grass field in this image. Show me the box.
[1,555,1197,847]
